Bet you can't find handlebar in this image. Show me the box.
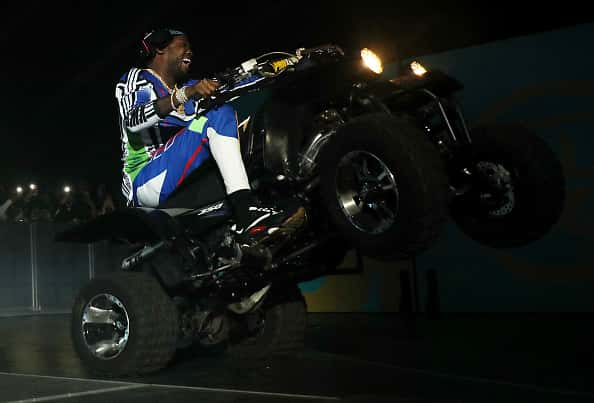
[194,44,345,112]
[297,44,344,58]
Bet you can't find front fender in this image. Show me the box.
[55,208,178,244]
[249,101,312,178]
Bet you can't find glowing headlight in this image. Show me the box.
[29,183,37,191]
[16,186,23,194]
[64,186,71,194]
[361,48,383,74]
[410,61,428,77]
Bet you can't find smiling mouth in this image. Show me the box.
[182,58,192,67]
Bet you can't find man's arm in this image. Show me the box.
[116,69,220,132]
[152,79,220,116]
[115,68,184,132]
[115,69,160,132]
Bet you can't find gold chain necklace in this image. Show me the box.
[146,68,174,92]
[146,69,185,115]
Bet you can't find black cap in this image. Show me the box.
[139,28,186,59]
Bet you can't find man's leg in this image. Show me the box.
[132,120,212,207]
[133,104,305,246]
[132,104,248,207]
[201,105,306,246]
[201,104,250,195]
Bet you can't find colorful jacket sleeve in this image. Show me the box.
[115,68,161,133]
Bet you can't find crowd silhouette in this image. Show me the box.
[0,181,120,224]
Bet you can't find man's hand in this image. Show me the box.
[155,79,220,118]
[187,79,220,99]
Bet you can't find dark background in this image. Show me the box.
[1,1,591,200]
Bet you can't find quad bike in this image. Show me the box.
[57,44,565,376]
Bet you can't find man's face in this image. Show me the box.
[164,35,193,82]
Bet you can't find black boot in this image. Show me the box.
[228,189,306,248]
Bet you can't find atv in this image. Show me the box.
[57,44,565,376]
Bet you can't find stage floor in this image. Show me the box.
[0,313,592,402]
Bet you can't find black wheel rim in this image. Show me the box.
[335,151,399,234]
[473,160,516,217]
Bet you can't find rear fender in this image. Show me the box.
[54,208,181,244]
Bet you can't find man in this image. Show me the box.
[115,28,304,247]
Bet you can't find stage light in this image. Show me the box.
[361,48,383,74]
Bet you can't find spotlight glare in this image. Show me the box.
[360,48,383,74]
[410,61,428,77]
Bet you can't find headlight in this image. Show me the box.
[410,61,427,77]
[361,48,383,74]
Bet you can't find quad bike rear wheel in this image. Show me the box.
[226,284,307,359]
[71,272,179,376]
[450,124,565,247]
[319,113,449,259]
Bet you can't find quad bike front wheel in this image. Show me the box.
[450,124,565,248]
[319,113,449,259]
[71,272,179,376]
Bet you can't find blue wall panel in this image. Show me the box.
[412,23,594,312]
[36,223,89,311]
[0,224,31,311]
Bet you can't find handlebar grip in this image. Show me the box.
[268,56,300,73]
